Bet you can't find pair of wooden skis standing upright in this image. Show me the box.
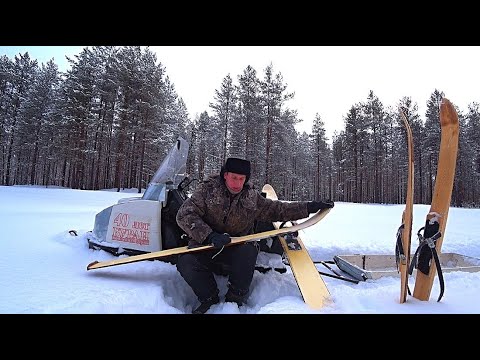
[397,97,459,303]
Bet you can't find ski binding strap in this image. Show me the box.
[409,226,445,302]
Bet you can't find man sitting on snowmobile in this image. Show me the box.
[175,157,334,314]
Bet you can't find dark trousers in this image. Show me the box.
[176,242,259,302]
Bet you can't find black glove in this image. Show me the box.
[307,200,334,213]
[206,232,231,249]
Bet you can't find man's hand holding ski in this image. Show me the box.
[207,232,232,248]
[307,200,334,213]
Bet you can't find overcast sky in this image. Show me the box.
[2,46,480,140]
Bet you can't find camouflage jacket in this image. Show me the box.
[176,175,310,245]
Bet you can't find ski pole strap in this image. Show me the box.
[431,248,445,302]
[409,226,445,302]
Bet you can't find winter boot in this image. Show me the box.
[225,287,249,307]
[192,294,220,314]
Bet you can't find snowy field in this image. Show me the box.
[1,185,479,314]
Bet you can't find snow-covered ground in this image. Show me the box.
[1,185,479,314]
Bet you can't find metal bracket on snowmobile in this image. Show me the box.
[314,260,360,284]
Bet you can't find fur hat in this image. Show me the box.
[221,157,251,181]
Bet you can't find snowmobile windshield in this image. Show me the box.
[142,137,189,201]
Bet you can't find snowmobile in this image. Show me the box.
[86,137,193,264]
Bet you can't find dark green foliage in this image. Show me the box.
[0,48,478,207]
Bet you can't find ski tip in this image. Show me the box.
[262,183,274,191]
[441,97,452,107]
[440,98,459,127]
[87,261,99,270]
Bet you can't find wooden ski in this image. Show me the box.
[412,97,459,301]
[87,203,331,271]
[262,184,331,309]
[397,107,414,303]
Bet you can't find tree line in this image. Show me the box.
[1,46,479,207]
